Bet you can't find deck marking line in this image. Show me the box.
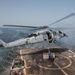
[34,55,72,70]
[68,50,75,55]
[20,50,26,75]
[54,62,68,75]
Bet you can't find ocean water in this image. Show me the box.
[0,28,75,75]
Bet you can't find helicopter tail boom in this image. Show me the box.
[0,39,7,47]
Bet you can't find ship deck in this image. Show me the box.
[10,47,75,75]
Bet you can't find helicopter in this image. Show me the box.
[0,13,75,48]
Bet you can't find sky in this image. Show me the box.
[0,0,75,28]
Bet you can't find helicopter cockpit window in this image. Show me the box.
[27,33,37,37]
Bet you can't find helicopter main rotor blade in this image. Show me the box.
[3,13,75,29]
[3,25,39,28]
[48,13,75,26]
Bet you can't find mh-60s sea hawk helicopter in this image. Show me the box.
[0,13,75,48]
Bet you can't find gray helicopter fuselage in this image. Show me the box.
[0,29,67,48]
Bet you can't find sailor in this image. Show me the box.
[48,50,55,61]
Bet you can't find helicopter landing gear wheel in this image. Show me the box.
[53,39,57,43]
[49,40,52,43]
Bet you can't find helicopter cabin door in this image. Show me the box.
[46,32,52,40]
